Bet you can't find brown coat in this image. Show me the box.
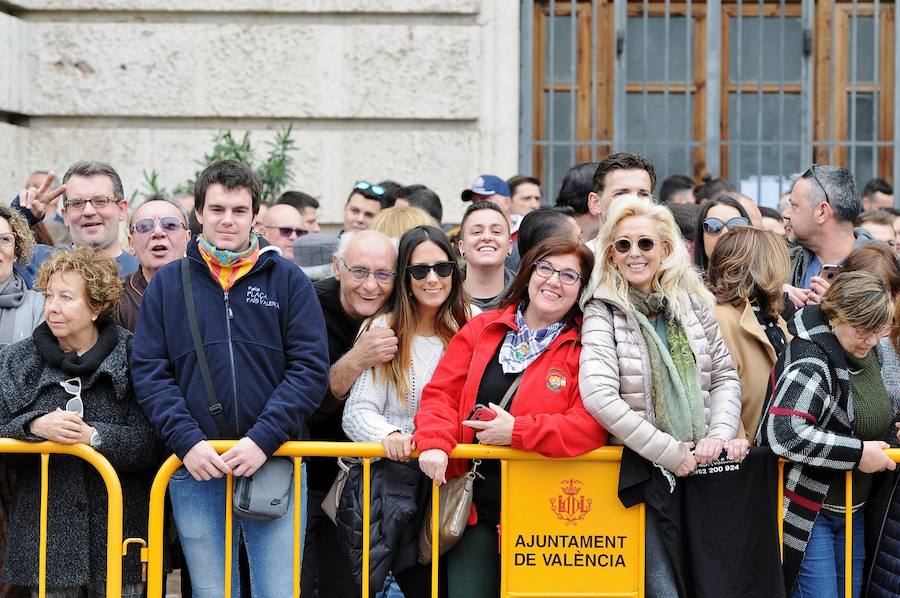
[713,301,790,441]
[116,270,148,333]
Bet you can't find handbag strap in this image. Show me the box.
[497,372,523,411]
[181,258,232,438]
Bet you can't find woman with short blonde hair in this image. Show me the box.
[707,227,791,440]
[760,270,896,597]
[370,206,439,240]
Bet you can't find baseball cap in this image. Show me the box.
[461,175,511,202]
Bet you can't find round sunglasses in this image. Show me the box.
[613,237,657,254]
[407,261,456,280]
[131,216,187,235]
[702,216,750,236]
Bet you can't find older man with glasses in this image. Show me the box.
[116,195,191,331]
[302,229,398,598]
[783,164,873,311]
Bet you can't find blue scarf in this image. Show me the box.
[497,304,565,374]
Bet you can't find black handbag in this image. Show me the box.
[181,258,292,521]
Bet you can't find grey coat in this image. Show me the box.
[0,325,162,588]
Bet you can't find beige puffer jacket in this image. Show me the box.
[579,284,742,472]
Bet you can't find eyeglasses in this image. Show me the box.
[60,377,83,418]
[533,260,583,285]
[341,259,396,283]
[613,237,658,254]
[702,217,750,236]
[266,226,308,239]
[131,216,188,235]
[805,164,832,205]
[63,195,115,212]
[354,181,386,197]
[853,326,892,342]
[408,261,456,280]
[0,233,17,248]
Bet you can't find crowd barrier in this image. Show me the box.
[3,440,900,597]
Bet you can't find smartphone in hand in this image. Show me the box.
[466,404,497,422]
[821,264,843,282]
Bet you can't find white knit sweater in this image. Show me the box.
[342,317,446,442]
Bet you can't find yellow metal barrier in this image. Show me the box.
[0,439,125,598]
[143,442,644,598]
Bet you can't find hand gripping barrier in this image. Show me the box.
[143,442,645,598]
[0,439,130,598]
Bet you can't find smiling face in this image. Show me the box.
[196,183,254,252]
[525,252,583,328]
[597,169,653,218]
[703,203,745,260]
[343,193,382,232]
[458,208,511,269]
[62,174,127,252]
[408,240,452,316]
[43,270,97,347]
[333,231,397,320]
[610,215,669,292]
[129,200,190,278]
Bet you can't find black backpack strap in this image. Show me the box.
[181,258,231,438]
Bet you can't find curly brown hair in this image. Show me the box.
[0,205,36,265]
[33,247,123,321]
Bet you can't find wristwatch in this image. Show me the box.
[89,429,102,449]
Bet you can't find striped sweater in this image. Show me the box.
[756,304,864,594]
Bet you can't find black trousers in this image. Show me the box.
[301,488,357,598]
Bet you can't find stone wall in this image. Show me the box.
[0,0,520,225]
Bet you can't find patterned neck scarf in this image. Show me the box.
[498,303,566,374]
[198,232,260,292]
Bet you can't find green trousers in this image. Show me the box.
[446,522,500,598]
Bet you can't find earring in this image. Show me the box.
[91,315,97,322]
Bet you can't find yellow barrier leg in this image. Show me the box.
[226,474,233,598]
[500,460,508,598]
[845,471,853,598]
[431,477,439,598]
[362,459,371,598]
[294,457,302,598]
[38,453,49,598]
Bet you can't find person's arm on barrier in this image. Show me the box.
[418,448,449,485]
[763,357,864,469]
[131,271,208,461]
[579,301,687,472]
[342,361,412,461]
[243,269,330,458]
[413,319,481,456]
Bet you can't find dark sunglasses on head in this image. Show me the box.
[702,216,750,235]
[407,261,456,280]
[131,216,187,235]
[354,181,386,196]
[613,237,657,254]
[270,226,307,238]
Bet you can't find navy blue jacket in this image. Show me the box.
[131,237,329,459]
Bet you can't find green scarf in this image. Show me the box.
[628,288,707,442]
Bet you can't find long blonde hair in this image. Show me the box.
[583,197,713,320]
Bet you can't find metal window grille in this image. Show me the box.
[521,0,900,207]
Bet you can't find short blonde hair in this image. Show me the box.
[584,196,713,320]
[370,206,439,240]
[707,227,789,320]
[0,205,35,265]
[821,271,894,333]
[33,246,123,322]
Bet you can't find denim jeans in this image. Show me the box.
[169,462,307,598]
[793,509,865,598]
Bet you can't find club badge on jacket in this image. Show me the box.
[546,368,566,392]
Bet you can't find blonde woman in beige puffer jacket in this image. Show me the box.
[579,197,744,474]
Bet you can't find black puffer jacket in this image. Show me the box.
[336,458,429,596]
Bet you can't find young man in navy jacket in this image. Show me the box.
[132,159,329,597]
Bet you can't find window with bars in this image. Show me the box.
[521,0,900,208]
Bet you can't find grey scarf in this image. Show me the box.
[0,271,32,348]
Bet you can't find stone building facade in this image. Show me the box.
[0,0,520,225]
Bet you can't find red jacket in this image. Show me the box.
[414,304,608,481]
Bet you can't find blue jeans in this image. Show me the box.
[793,510,865,598]
[169,462,307,598]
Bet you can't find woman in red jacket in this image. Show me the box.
[414,237,609,598]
